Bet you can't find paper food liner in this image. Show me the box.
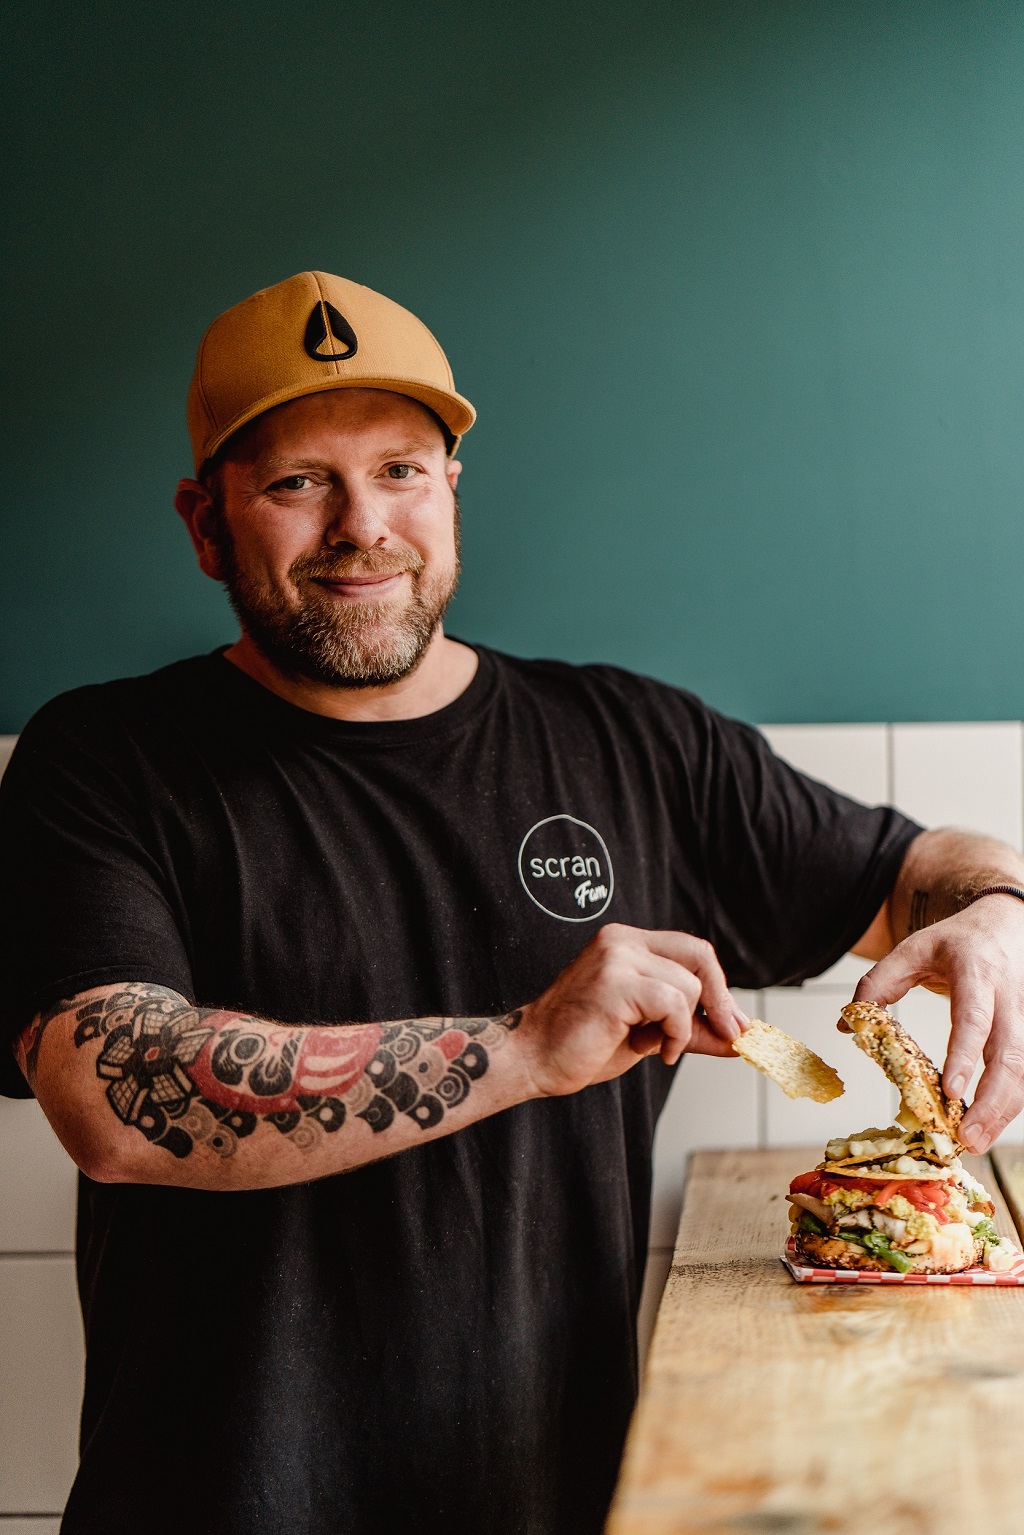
[782,1235,1024,1285]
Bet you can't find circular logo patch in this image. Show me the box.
[517,815,615,923]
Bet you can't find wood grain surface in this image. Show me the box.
[991,1144,1024,1240]
[606,1147,1024,1535]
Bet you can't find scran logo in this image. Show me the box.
[573,878,608,911]
[517,815,614,923]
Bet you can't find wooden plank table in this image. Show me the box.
[607,1147,1024,1535]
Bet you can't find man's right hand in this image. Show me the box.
[516,923,748,1099]
[18,929,745,1193]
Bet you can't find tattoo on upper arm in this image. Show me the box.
[32,985,521,1162]
[909,889,929,933]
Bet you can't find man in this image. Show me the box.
[2,270,1024,1535]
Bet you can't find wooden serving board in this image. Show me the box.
[606,1147,1024,1535]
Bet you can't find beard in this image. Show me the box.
[213,503,461,689]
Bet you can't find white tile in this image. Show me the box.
[0,737,17,780]
[0,1100,77,1253]
[0,1258,82,1514]
[649,992,761,1247]
[895,988,1024,1146]
[760,724,889,805]
[762,989,892,1146]
[637,1250,671,1371]
[0,1522,62,1533]
[891,722,1024,849]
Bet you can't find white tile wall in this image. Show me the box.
[892,722,1024,849]
[760,724,890,806]
[0,744,83,1521]
[0,1259,82,1514]
[0,1100,77,1253]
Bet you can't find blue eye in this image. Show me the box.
[387,464,415,480]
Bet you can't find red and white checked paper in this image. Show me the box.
[782,1235,1024,1285]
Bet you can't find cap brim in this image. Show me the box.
[198,376,476,471]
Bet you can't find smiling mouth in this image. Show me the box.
[312,572,409,596]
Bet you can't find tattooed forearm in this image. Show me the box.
[890,830,1024,942]
[24,986,521,1163]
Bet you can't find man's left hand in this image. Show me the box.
[854,892,1024,1152]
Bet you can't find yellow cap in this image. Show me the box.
[186,270,476,472]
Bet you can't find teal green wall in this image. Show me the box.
[3,0,1023,731]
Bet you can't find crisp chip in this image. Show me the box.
[732,1018,844,1103]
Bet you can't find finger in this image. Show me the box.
[627,1021,666,1057]
[629,957,705,1062]
[851,934,936,1011]
[943,973,996,1108]
[626,1014,739,1064]
[958,1003,1024,1153]
[588,1029,663,1084]
[627,977,697,1066]
[632,952,703,1015]
[686,1013,744,1058]
[638,931,742,1040]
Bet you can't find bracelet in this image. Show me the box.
[963,885,1024,908]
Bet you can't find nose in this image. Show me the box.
[322,483,391,551]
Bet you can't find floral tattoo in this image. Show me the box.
[23,986,520,1161]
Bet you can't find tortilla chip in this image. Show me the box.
[825,1153,948,1169]
[732,1019,844,1102]
[816,1162,952,1181]
[839,1001,964,1141]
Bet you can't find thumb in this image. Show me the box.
[688,1014,747,1057]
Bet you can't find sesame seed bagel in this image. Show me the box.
[839,1001,965,1142]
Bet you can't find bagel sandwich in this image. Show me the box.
[787,1151,1012,1273]
[788,1002,1020,1274]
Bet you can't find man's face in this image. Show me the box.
[203,389,462,688]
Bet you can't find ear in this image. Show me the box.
[446,458,463,492]
[174,479,226,581]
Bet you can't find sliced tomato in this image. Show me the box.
[789,1171,893,1198]
[905,1182,951,1207]
[789,1170,955,1218]
[789,1171,827,1196]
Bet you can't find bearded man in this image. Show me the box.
[4,271,1024,1535]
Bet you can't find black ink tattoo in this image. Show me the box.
[24,985,521,1161]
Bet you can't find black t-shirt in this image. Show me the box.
[0,647,919,1535]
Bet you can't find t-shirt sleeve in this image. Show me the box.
[0,695,195,1098]
[691,706,922,990]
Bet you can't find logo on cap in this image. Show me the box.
[304,301,358,362]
